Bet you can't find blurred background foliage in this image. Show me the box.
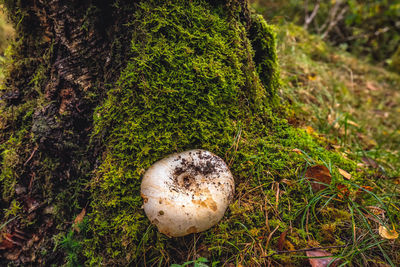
[252,0,400,72]
[0,5,14,82]
[0,6,13,55]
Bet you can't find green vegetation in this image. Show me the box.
[253,0,400,66]
[0,7,13,54]
[0,6,13,82]
[84,0,396,265]
[275,23,400,177]
[0,0,398,266]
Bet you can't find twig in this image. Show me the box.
[263,244,348,257]
[322,3,348,39]
[265,225,280,251]
[304,0,321,30]
[345,26,391,42]
[275,182,280,210]
[24,145,38,166]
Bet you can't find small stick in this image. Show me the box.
[24,145,38,166]
[263,245,348,257]
[275,182,280,210]
[265,225,280,250]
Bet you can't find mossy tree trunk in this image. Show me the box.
[1,0,135,264]
[0,0,280,265]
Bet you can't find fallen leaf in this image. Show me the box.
[331,145,341,150]
[4,249,21,261]
[336,184,349,199]
[292,148,302,154]
[366,81,379,91]
[379,225,398,240]
[362,157,379,169]
[356,163,365,168]
[346,120,359,127]
[338,168,351,180]
[277,229,288,251]
[306,126,315,135]
[73,208,86,232]
[361,185,373,192]
[306,249,337,267]
[305,165,332,192]
[0,234,15,250]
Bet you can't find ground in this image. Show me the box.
[0,1,399,266]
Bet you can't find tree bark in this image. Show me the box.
[0,1,134,264]
[0,0,277,265]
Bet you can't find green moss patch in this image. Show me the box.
[84,1,366,265]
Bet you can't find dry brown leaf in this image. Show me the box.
[331,145,341,150]
[346,120,359,127]
[356,163,365,168]
[73,208,86,232]
[0,234,15,250]
[277,229,288,251]
[338,168,351,180]
[362,157,379,169]
[305,165,332,192]
[378,225,399,240]
[306,249,337,267]
[366,81,379,91]
[336,184,349,199]
[4,249,21,261]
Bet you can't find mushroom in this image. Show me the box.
[141,149,235,237]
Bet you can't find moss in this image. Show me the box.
[0,98,35,204]
[0,136,20,201]
[249,13,280,98]
[87,1,255,263]
[0,0,376,265]
[84,0,360,265]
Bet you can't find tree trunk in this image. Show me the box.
[0,0,278,265]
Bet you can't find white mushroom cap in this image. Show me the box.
[141,149,235,237]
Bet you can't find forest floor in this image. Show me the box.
[277,22,400,180]
[271,21,400,266]
[0,4,399,266]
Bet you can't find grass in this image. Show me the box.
[275,22,400,177]
[259,18,400,266]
